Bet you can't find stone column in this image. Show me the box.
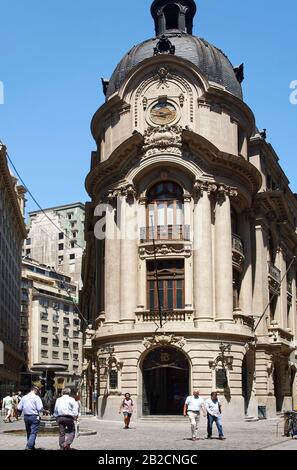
[120,193,138,324]
[274,248,283,328]
[104,202,120,324]
[240,211,253,317]
[215,187,234,322]
[193,184,215,322]
[279,246,288,330]
[252,219,269,336]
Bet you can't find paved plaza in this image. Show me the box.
[0,415,296,451]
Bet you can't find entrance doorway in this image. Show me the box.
[242,349,255,415]
[142,347,190,415]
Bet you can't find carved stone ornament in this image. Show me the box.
[155,67,172,88]
[107,183,136,202]
[154,35,175,56]
[194,180,218,197]
[139,243,192,259]
[143,125,182,156]
[143,334,186,350]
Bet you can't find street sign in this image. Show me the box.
[0,340,3,365]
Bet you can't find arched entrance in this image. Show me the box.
[242,349,255,415]
[142,346,190,415]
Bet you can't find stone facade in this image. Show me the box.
[21,258,83,390]
[0,144,27,395]
[80,1,297,420]
[25,203,85,290]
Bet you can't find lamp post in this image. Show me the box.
[208,343,234,389]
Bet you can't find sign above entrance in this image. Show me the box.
[216,369,228,389]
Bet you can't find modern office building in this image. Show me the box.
[21,258,83,390]
[25,203,85,290]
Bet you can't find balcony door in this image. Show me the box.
[147,181,184,240]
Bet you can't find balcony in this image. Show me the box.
[268,324,294,350]
[268,262,281,295]
[140,225,191,243]
[136,309,194,323]
[232,234,245,271]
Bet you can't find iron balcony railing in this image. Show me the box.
[140,225,191,242]
[232,234,244,255]
[268,261,281,284]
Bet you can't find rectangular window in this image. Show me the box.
[64,318,70,325]
[41,337,48,345]
[73,342,79,350]
[73,330,79,337]
[40,312,48,321]
[63,341,69,348]
[63,304,70,313]
[59,243,64,251]
[26,238,31,245]
[73,318,80,326]
[41,325,48,333]
[70,253,75,260]
[59,233,64,240]
[52,338,59,347]
[52,351,59,359]
[26,249,31,256]
[58,256,64,265]
[53,327,59,334]
[63,352,69,360]
[147,259,185,311]
[41,350,48,358]
[73,354,79,361]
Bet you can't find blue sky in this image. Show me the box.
[0,0,296,213]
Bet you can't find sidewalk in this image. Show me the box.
[0,416,294,450]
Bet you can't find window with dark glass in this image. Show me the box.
[147,259,184,311]
[146,181,184,240]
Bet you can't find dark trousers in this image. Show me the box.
[57,416,75,449]
[24,415,40,449]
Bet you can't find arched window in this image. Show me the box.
[164,4,180,30]
[147,181,184,240]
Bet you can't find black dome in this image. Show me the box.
[106,33,243,100]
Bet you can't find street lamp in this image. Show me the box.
[208,343,234,370]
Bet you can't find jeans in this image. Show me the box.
[188,411,200,439]
[24,415,40,449]
[207,413,224,437]
[56,416,76,449]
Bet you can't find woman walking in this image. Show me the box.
[119,393,134,429]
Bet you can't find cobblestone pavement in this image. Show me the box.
[0,416,295,451]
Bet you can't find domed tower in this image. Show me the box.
[82,0,297,421]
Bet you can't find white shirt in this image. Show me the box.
[17,392,43,415]
[205,398,222,417]
[185,396,205,412]
[54,395,79,418]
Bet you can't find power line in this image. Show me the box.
[1,142,84,250]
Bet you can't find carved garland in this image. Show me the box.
[143,334,186,350]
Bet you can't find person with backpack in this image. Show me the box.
[119,393,134,429]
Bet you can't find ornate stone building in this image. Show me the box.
[81,0,297,420]
[0,143,27,395]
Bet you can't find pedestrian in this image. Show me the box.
[119,393,134,429]
[2,391,14,423]
[205,392,226,440]
[74,393,81,438]
[54,388,79,450]
[12,392,19,421]
[17,385,44,450]
[183,390,206,441]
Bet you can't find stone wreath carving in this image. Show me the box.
[143,334,186,350]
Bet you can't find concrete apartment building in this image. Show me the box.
[80,0,297,420]
[21,258,83,390]
[0,144,27,395]
[25,203,85,290]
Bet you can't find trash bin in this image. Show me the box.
[258,406,267,420]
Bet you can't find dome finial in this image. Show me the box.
[151,0,197,36]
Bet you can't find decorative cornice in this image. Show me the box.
[139,243,192,259]
[107,183,136,203]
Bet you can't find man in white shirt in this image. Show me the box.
[17,385,44,450]
[205,392,225,440]
[183,390,206,441]
[54,388,79,450]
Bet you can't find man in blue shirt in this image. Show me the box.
[17,385,44,450]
